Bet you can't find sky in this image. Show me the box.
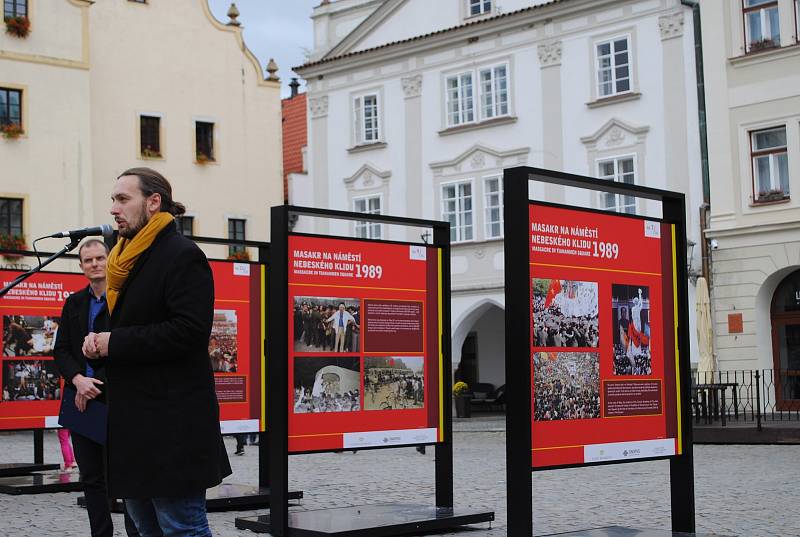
[207,0,320,97]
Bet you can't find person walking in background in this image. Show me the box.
[56,428,77,471]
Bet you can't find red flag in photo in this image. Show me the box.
[627,319,650,348]
[544,279,562,309]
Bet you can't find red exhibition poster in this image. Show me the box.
[529,202,682,468]
[1,260,264,432]
[287,234,443,453]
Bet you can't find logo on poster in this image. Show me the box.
[409,245,426,261]
[644,221,660,239]
[233,263,251,276]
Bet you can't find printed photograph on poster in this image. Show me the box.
[532,279,599,348]
[533,352,600,421]
[3,315,61,357]
[293,297,361,353]
[293,356,361,414]
[209,310,238,373]
[612,285,652,376]
[2,360,61,401]
[364,356,424,410]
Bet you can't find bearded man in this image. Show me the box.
[83,167,230,537]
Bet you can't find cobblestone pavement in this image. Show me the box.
[0,427,797,536]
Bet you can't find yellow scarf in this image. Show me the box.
[106,212,174,314]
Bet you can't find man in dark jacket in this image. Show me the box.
[83,167,230,537]
[54,239,144,537]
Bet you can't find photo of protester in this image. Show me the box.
[293,297,361,353]
[612,285,652,376]
[293,357,360,414]
[532,279,599,348]
[209,310,238,373]
[3,315,61,357]
[2,360,61,401]
[533,352,600,421]
[364,356,424,410]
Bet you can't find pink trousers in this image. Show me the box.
[57,428,75,468]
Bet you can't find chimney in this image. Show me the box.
[289,78,300,98]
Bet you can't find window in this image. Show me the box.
[195,121,214,161]
[446,73,475,127]
[177,216,194,237]
[354,196,381,239]
[469,0,491,16]
[795,0,799,42]
[597,157,636,214]
[484,176,503,239]
[596,37,631,98]
[0,198,23,238]
[139,115,161,158]
[442,181,473,242]
[3,0,26,19]
[743,0,780,52]
[228,218,246,256]
[751,127,789,202]
[479,65,508,119]
[0,88,22,127]
[353,94,380,145]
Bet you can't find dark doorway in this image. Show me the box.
[771,268,800,410]
[459,332,478,388]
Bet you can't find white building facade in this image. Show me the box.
[296,0,704,388]
[702,0,800,407]
[0,0,282,264]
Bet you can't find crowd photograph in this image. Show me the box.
[364,356,424,410]
[209,309,238,373]
[533,279,599,348]
[533,352,600,421]
[2,360,61,401]
[293,356,361,414]
[293,296,361,353]
[3,315,60,357]
[612,285,652,376]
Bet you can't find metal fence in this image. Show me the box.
[692,369,800,429]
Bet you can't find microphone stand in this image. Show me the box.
[0,239,81,298]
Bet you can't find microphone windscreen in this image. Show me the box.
[101,224,114,240]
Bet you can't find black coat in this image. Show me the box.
[53,286,111,403]
[105,222,231,498]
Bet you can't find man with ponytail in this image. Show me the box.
[82,167,230,537]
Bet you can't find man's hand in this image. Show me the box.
[94,332,111,357]
[72,373,103,399]
[82,333,99,359]
[75,392,89,413]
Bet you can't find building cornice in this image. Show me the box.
[706,218,800,239]
[295,0,639,78]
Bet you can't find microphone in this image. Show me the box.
[49,224,114,240]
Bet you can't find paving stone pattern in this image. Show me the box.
[0,427,797,536]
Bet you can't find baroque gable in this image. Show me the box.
[343,163,391,191]
[579,118,649,151]
[429,144,530,177]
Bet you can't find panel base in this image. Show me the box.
[0,463,60,477]
[234,503,494,536]
[78,484,303,512]
[0,471,83,494]
[542,527,733,537]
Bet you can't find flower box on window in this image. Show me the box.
[195,152,213,165]
[141,147,162,159]
[0,234,26,260]
[756,189,788,203]
[227,249,250,261]
[749,38,778,52]
[1,123,24,139]
[4,16,30,38]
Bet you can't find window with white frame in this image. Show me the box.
[751,127,789,201]
[445,73,475,127]
[595,37,631,98]
[795,0,799,41]
[353,93,380,145]
[479,65,508,119]
[469,0,491,16]
[743,0,780,52]
[354,195,382,239]
[597,156,636,214]
[442,181,473,242]
[484,176,503,239]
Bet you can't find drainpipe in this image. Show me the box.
[681,0,712,284]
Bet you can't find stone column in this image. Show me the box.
[538,41,564,202]
[309,95,329,233]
